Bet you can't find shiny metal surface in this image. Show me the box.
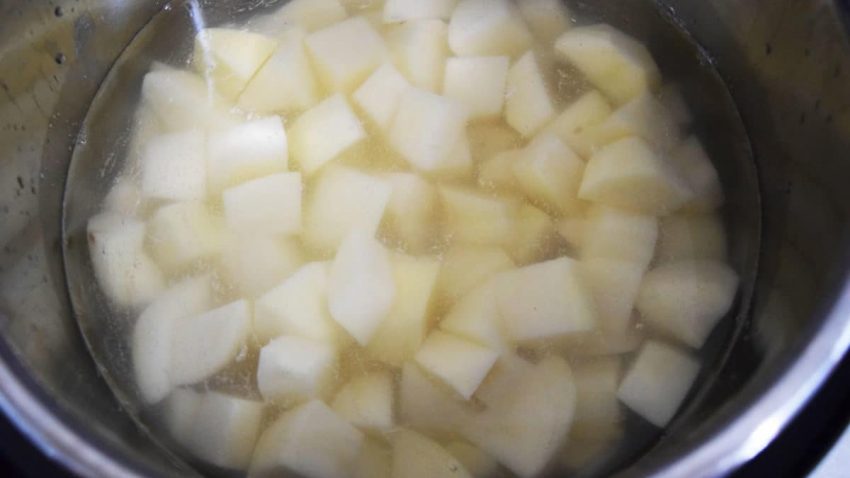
[0,1,849,477]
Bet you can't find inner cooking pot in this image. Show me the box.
[1,1,849,477]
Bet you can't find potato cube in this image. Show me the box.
[222,173,302,236]
[656,213,727,264]
[273,0,348,31]
[251,400,364,478]
[353,64,411,130]
[582,259,644,334]
[383,0,457,22]
[579,137,693,215]
[104,177,143,217]
[517,0,572,44]
[148,201,223,271]
[478,150,522,192]
[290,94,366,176]
[555,24,661,105]
[439,186,518,247]
[390,88,468,172]
[448,0,532,57]
[392,429,472,478]
[332,370,394,430]
[440,279,511,353]
[220,235,304,299]
[180,392,264,469]
[545,90,613,159]
[497,257,596,342]
[433,133,474,180]
[356,439,392,478]
[193,28,277,99]
[583,92,681,152]
[513,134,584,214]
[400,362,478,433]
[207,116,288,193]
[328,229,396,345]
[437,245,514,304]
[164,389,202,444]
[445,441,498,478]
[382,172,437,252]
[170,300,251,386]
[572,358,622,426]
[305,17,388,92]
[510,204,557,264]
[140,130,206,201]
[141,69,228,133]
[256,335,337,403]
[617,340,700,426]
[581,205,657,269]
[415,330,499,399]
[506,51,556,137]
[669,136,724,211]
[444,56,510,120]
[637,260,739,348]
[387,20,448,92]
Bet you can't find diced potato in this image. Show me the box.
[303,166,392,252]
[305,17,389,92]
[257,335,337,402]
[468,122,522,163]
[164,389,202,444]
[148,201,223,271]
[581,205,658,270]
[579,137,693,215]
[448,0,532,57]
[617,340,700,426]
[220,235,304,299]
[133,276,212,403]
[391,429,472,478]
[87,213,164,308]
[669,136,724,211]
[386,20,448,92]
[170,300,251,386]
[222,173,302,236]
[328,229,396,345]
[382,172,437,252]
[332,370,395,430]
[637,260,739,348]
[513,134,584,214]
[140,130,206,201]
[545,90,613,159]
[582,259,644,333]
[505,51,556,137]
[289,94,366,176]
[433,133,474,180]
[444,56,510,120]
[193,28,277,99]
[445,441,498,478]
[141,68,233,133]
[517,0,572,44]
[390,88,468,172]
[656,213,727,264]
[437,245,514,304]
[441,280,511,353]
[510,204,557,264]
[368,254,440,365]
[273,0,348,31]
[104,177,143,217]
[251,400,364,478]
[207,116,288,193]
[555,24,661,105]
[383,0,457,22]
[497,257,596,342]
[400,362,476,434]
[238,28,320,114]
[415,330,499,399]
[572,358,622,426]
[557,217,585,252]
[439,186,518,247]
[583,92,681,152]
[356,439,392,478]
[353,64,411,130]
[254,262,339,344]
[478,150,522,192]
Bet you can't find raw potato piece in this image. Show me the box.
[207,117,289,193]
[383,0,457,22]
[506,52,556,137]
[392,429,472,478]
[435,132,474,180]
[180,392,264,470]
[441,280,510,353]
[437,245,514,304]
[517,0,573,44]
[669,136,724,211]
[637,260,739,348]
[512,134,584,214]
[572,358,622,426]
[328,229,396,345]
[585,92,681,152]
[274,0,348,32]
[582,259,644,333]
[223,173,302,235]
[164,389,202,444]
[400,362,477,434]
[141,69,228,133]
[445,441,498,478]
[382,173,437,252]
[104,177,142,217]
[170,300,251,386]
[557,217,585,252]
[555,24,661,105]
[579,137,693,215]
[511,204,557,265]
[581,205,658,270]
[220,235,304,299]
[305,17,389,92]
[415,330,499,399]
[545,90,613,159]
[251,400,364,478]
[257,335,337,402]
[617,340,700,427]
[444,56,510,120]
[448,0,532,57]
[332,370,395,431]
[656,213,727,264]
[148,201,223,271]
[468,122,522,163]
[439,186,518,247]
[193,28,277,99]
[141,130,206,201]
[289,94,366,176]
[390,88,468,172]
[353,64,411,130]
[387,20,448,92]
[478,150,522,192]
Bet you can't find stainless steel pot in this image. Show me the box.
[1,0,849,477]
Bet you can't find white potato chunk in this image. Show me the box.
[193,28,277,99]
[328,229,396,345]
[141,130,206,201]
[439,186,518,247]
[392,429,472,478]
[555,24,661,104]
[581,205,658,270]
[448,0,532,57]
[104,177,142,217]
[497,257,597,342]
[478,149,522,192]
[141,69,229,133]
[444,56,509,120]
[207,116,288,193]
[545,90,613,159]
[656,213,727,264]
[170,300,251,386]
[415,330,499,399]
[387,20,448,91]
[637,260,739,348]
[274,0,348,31]
[356,439,392,478]
[572,358,622,426]
[669,136,724,211]
[254,262,339,344]
[582,259,644,334]
[220,235,304,299]
[303,166,392,252]
[510,204,557,264]
[251,400,364,478]
[368,254,440,365]
[441,280,510,353]
[305,17,388,92]
[517,0,572,44]
[222,173,302,236]
[257,335,337,402]
[332,370,395,430]
[390,88,468,172]
[400,362,477,434]
[506,51,556,137]
[179,392,264,470]
[353,64,411,130]
[445,441,498,478]
[133,276,212,403]
[148,201,223,271]
[289,94,366,176]
[238,28,320,114]
[583,92,680,152]
[164,389,202,444]
[383,0,456,22]
[382,172,437,252]
[617,340,700,426]
[433,132,474,180]
[87,213,164,308]
[513,133,584,214]
[579,137,693,215]
[437,245,514,304]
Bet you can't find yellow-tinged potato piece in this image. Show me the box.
[353,63,411,130]
[669,136,724,212]
[545,90,613,159]
[510,203,558,264]
[305,17,389,92]
[415,330,499,399]
[517,0,573,44]
[220,234,304,299]
[444,56,510,120]
[222,173,302,236]
[468,121,523,163]
[391,429,472,478]
[512,133,584,215]
[581,205,658,270]
[356,439,392,478]
[140,68,232,133]
[332,370,395,431]
[193,28,277,99]
[140,130,206,202]
[390,88,468,172]
[441,278,511,353]
[257,335,337,402]
[289,94,366,176]
[148,201,223,271]
[572,358,622,427]
[582,92,681,152]
[448,0,532,57]
[445,441,499,478]
[439,186,519,247]
[582,258,644,333]
[400,362,478,434]
[382,172,438,252]
[383,0,457,23]
[272,0,348,32]
[506,51,556,137]
[656,213,727,264]
[557,216,585,252]
[437,244,514,304]
[206,116,289,193]
[386,19,448,92]
[478,149,522,192]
